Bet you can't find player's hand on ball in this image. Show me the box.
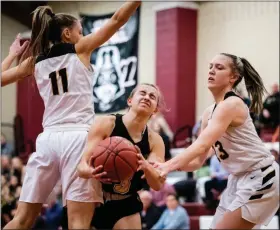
[77,159,111,183]
[90,156,119,184]
[77,159,102,178]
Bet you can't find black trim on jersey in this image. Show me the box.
[256,183,273,192]
[111,114,150,156]
[36,43,76,64]
[261,165,271,172]
[249,194,263,200]
[210,91,244,119]
[262,170,275,185]
[224,91,242,100]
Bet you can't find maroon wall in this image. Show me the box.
[156,7,197,132]
[17,39,44,152]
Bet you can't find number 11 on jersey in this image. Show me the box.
[49,68,68,95]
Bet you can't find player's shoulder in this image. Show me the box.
[148,127,164,146]
[89,115,116,137]
[96,114,116,122]
[202,103,216,119]
[94,115,116,128]
[220,94,245,110]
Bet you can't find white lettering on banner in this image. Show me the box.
[93,46,137,112]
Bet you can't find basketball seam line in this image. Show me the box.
[117,154,137,172]
[98,145,137,153]
[91,148,106,159]
[101,150,111,173]
[96,145,137,173]
[114,153,121,182]
[93,137,125,162]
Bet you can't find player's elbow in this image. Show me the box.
[150,182,163,191]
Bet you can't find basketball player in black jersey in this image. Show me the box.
[62,83,166,229]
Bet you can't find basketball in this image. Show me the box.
[91,136,139,182]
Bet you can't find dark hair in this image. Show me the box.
[220,53,267,114]
[167,193,179,201]
[128,83,168,112]
[20,6,78,68]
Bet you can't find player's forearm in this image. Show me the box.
[2,54,17,72]
[167,142,207,172]
[112,1,141,23]
[81,142,96,163]
[81,150,92,163]
[180,159,202,172]
[180,151,209,171]
[143,164,163,191]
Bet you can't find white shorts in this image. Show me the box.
[211,161,279,228]
[19,129,103,206]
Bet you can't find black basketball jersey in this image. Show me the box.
[102,114,150,195]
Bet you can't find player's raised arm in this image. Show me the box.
[75,1,141,55]
[1,57,33,87]
[77,115,115,180]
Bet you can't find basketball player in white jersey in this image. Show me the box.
[154,53,279,229]
[1,2,141,229]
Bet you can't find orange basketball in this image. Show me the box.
[91,136,139,182]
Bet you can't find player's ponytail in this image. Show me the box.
[31,6,54,57]
[20,6,54,68]
[221,53,267,114]
[20,5,78,70]
[240,57,267,114]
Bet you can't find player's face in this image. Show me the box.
[63,20,83,44]
[208,54,236,91]
[129,85,159,115]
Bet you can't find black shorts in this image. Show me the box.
[92,193,143,229]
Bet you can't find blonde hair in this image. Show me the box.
[128,83,168,112]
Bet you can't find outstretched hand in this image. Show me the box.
[152,161,169,182]
[9,34,29,57]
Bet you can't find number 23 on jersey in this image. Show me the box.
[213,141,229,161]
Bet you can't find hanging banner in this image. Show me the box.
[81,8,140,113]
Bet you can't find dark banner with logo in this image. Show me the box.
[81,9,140,113]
